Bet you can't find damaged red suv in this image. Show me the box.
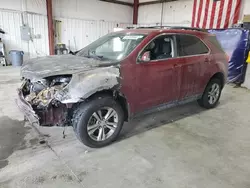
[17,27,228,148]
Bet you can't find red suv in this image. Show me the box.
[17,27,228,148]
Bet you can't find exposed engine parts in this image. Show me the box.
[24,75,72,109]
[30,79,48,94]
[22,75,72,126]
[26,85,63,109]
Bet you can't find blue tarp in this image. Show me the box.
[209,29,249,83]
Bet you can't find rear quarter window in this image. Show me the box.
[176,35,209,56]
[207,36,226,53]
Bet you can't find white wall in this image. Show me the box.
[0,0,133,62]
[52,0,133,51]
[57,18,132,52]
[0,0,133,23]
[0,0,47,61]
[0,2,49,61]
[53,0,133,23]
[241,0,250,21]
[138,0,250,26]
[0,0,47,14]
[138,0,193,26]
[0,0,133,21]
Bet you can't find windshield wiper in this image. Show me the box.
[92,55,104,60]
[83,54,103,60]
[83,50,103,60]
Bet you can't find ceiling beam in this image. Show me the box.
[99,0,133,7]
[139,0,177,6]
[99,0,179,7]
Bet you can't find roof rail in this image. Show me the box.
[133,26,208,32]
[169,26,208,32]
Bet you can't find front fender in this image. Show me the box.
[55,66,121,103]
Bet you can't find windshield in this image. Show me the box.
[76,33,146,61]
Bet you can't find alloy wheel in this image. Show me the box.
[87,107,118,141]
[208,83,220,105]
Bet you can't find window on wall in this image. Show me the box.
[176,35,209,56]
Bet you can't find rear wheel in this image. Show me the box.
[72,95,124,148]
[198,78,222,109]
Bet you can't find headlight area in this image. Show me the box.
[21,75,72,127]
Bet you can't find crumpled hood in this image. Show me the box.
[21,55,111,80]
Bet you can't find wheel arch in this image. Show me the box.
[200,72,225,97]
[74,89,130,122]
[210,72,225,87]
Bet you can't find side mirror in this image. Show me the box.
[140,51,151,62]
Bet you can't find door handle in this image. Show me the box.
[173,64,181,68]
[205,58,210,63]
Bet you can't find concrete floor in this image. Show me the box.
[0,67,250,188]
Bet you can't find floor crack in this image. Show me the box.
[30,122,85,188]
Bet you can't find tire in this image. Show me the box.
[198,78,222,109]
[72,95,124,148]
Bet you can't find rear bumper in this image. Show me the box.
[16,89,40,125]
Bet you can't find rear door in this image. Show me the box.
[176,34,210,99]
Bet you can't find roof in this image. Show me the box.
[117,26,209,35]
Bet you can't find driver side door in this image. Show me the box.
[133,34,182,113]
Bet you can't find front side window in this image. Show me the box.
[140,35,174,61]
[76,33,146,62]
[177,35,209,57]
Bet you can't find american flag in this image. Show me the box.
[191,0,242,29]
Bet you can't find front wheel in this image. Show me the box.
[72,95,124,148]
[198,78,222,109]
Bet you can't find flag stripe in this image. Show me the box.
[202,0,210,28]
[228,0,238,27]
[209,1,217,29]
[199,0,207,28]
[196,0,204,27]
[192,0,242,29]
[220,0,230,28]
[224,0,233,28]
[194,0,200,27]
[205,0,213,28]
[192,0,197,27]
[213,1,221,28]
[233,0,241,25]
[216,0,225,29]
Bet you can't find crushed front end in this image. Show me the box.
[16,75,72,126]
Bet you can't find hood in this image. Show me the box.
[21,55,112,80]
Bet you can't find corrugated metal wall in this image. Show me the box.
[138,0,193,26]
[56,17,132,52]
[0,9,49,61]
[0,9,132,61]
[0,8,190,62]
[0,10,27,60]
[26,13,49,57]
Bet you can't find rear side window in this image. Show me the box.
[177,35,209,56]
[208,36,224,52]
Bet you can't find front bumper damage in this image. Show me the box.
[16,89,39,125]
[16,79,70,127]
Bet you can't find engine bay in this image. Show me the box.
[21,75,72,126]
